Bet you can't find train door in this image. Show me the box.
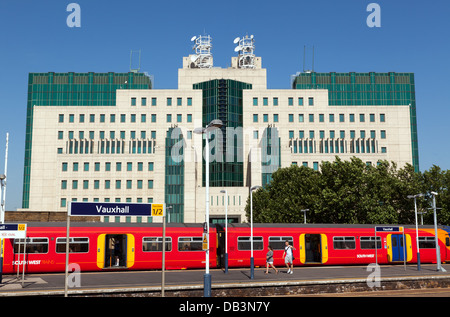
[391,234,405,262]
[97,234,135,269]
[299,234,328,264]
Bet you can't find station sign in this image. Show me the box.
[375,226,403,232]
[151,204,165,217]
[0,223,27,238]
[69,201,153,217]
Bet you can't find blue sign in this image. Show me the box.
[375,226,403,232]
[69,202,152,217]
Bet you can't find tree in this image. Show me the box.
[245,157,450,225]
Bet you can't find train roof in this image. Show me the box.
[10,222,447,230]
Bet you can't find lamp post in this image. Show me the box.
[430,192,446,272]
[220,189,228,273]
[407,193,424,271]
[194,119,223,297]
[250,185,261,279]
[0,133,8,284]
[301,209,309,224]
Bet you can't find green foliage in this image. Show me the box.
[245,157,450,225]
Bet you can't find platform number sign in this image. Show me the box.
[151,204,165,217]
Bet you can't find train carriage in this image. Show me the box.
[0,222,449,274]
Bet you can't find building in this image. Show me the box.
[21,35,418,223]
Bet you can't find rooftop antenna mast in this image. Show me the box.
[190,34,213,68]
[130,50,141,73]
[233,34,256,69]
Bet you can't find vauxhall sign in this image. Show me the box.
[69,201,157,217]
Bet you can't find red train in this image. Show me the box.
[1,222,449,274]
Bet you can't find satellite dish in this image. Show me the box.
[234,46,241,52]
[250,35,254,39]
[190,55,198,62]
[191,36,197,42]
[233,37,240,44]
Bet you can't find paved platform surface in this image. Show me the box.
[0,263,449,296]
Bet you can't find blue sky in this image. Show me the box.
[0,0,449,210]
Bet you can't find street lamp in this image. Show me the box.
[407,193,424,271]
[220,189,228,273]
[301,209,309,224]
[194,119,223,297]
[250,185,261,279]
[430,192,446,272]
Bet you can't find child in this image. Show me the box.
[265,245,278,274]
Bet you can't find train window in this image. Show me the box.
[55,237,89,253]
[178,237,203,251]
[360,237,381,249]
[13,238,49,254]
[333,236,355,250]
[269,236,293,250]
[237,236,264,251]
[418,237,436,249]
[143,237,172,252]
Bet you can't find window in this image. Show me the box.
[148,180,154,189]
[380,114,386,122]
[141,114,146,123]
[79,114,85,123]
[105,162,111,171]
[298,114,304,122]
[56,237,89,253]
[141,97,147,106]
[288,97,293,106]
[126,180,132,189]
[187,114,192,122]
[148,162,154,171]
[309,114,314,122]
[90,114,95,122]
[116,162,122,171]
[167,97,172,106]
[339,114,345,122]
[177,97,182,106]
[73,162,78,171]
[263,114,268,122]
[269,236,293,250]
[177,114,182,123]
[143,237,172,252]
[61,180,67,189]
[152,97,157,106]
[14,238,48,254]
[253,114,258,122]
[418,237,436,249]
[349,114,355,122]
[273,97,278,106]
[69,114,74,122]
[319,114,324,122]
[187,97,192,106]
[237,236,263,250]
[289,130,294,139]
[308,97,314,106]
[329,114,335,122]
[360,237,381,249]
[100,114,105,123]
[167,114,172,123]
[333,236,355,249]
[62,162,68,171]
[72,180,78,189]
[121,114,126,122]
[58,131,63,139]
[381,147,387,153]
[127,162,132,171]
[359,114,365,122]
[253,130,259,139]
[288,114,293,122]
[273,114,278,122]
[151,114,157,122]
[116,180,121,189]
[178,237,203,251]
[340,130,345,139]
[131,97,136,106]
[84,162,89,171]
[131,114,136,123]
[298,97,303,106]
[59,114,64,123]
[253,97,258,106]
[381,130,386,139]
[370,114,375,122]
[263,97,268,106]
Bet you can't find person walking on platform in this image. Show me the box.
[265,245,278,274]
[283,240,295,274]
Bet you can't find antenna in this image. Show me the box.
[130,50,141,73]
[234,34,256,69]
[189,34,213,68]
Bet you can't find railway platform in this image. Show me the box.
[1,263,450,297]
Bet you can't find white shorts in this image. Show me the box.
[285,256,293,264]
[267,262,273,265]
